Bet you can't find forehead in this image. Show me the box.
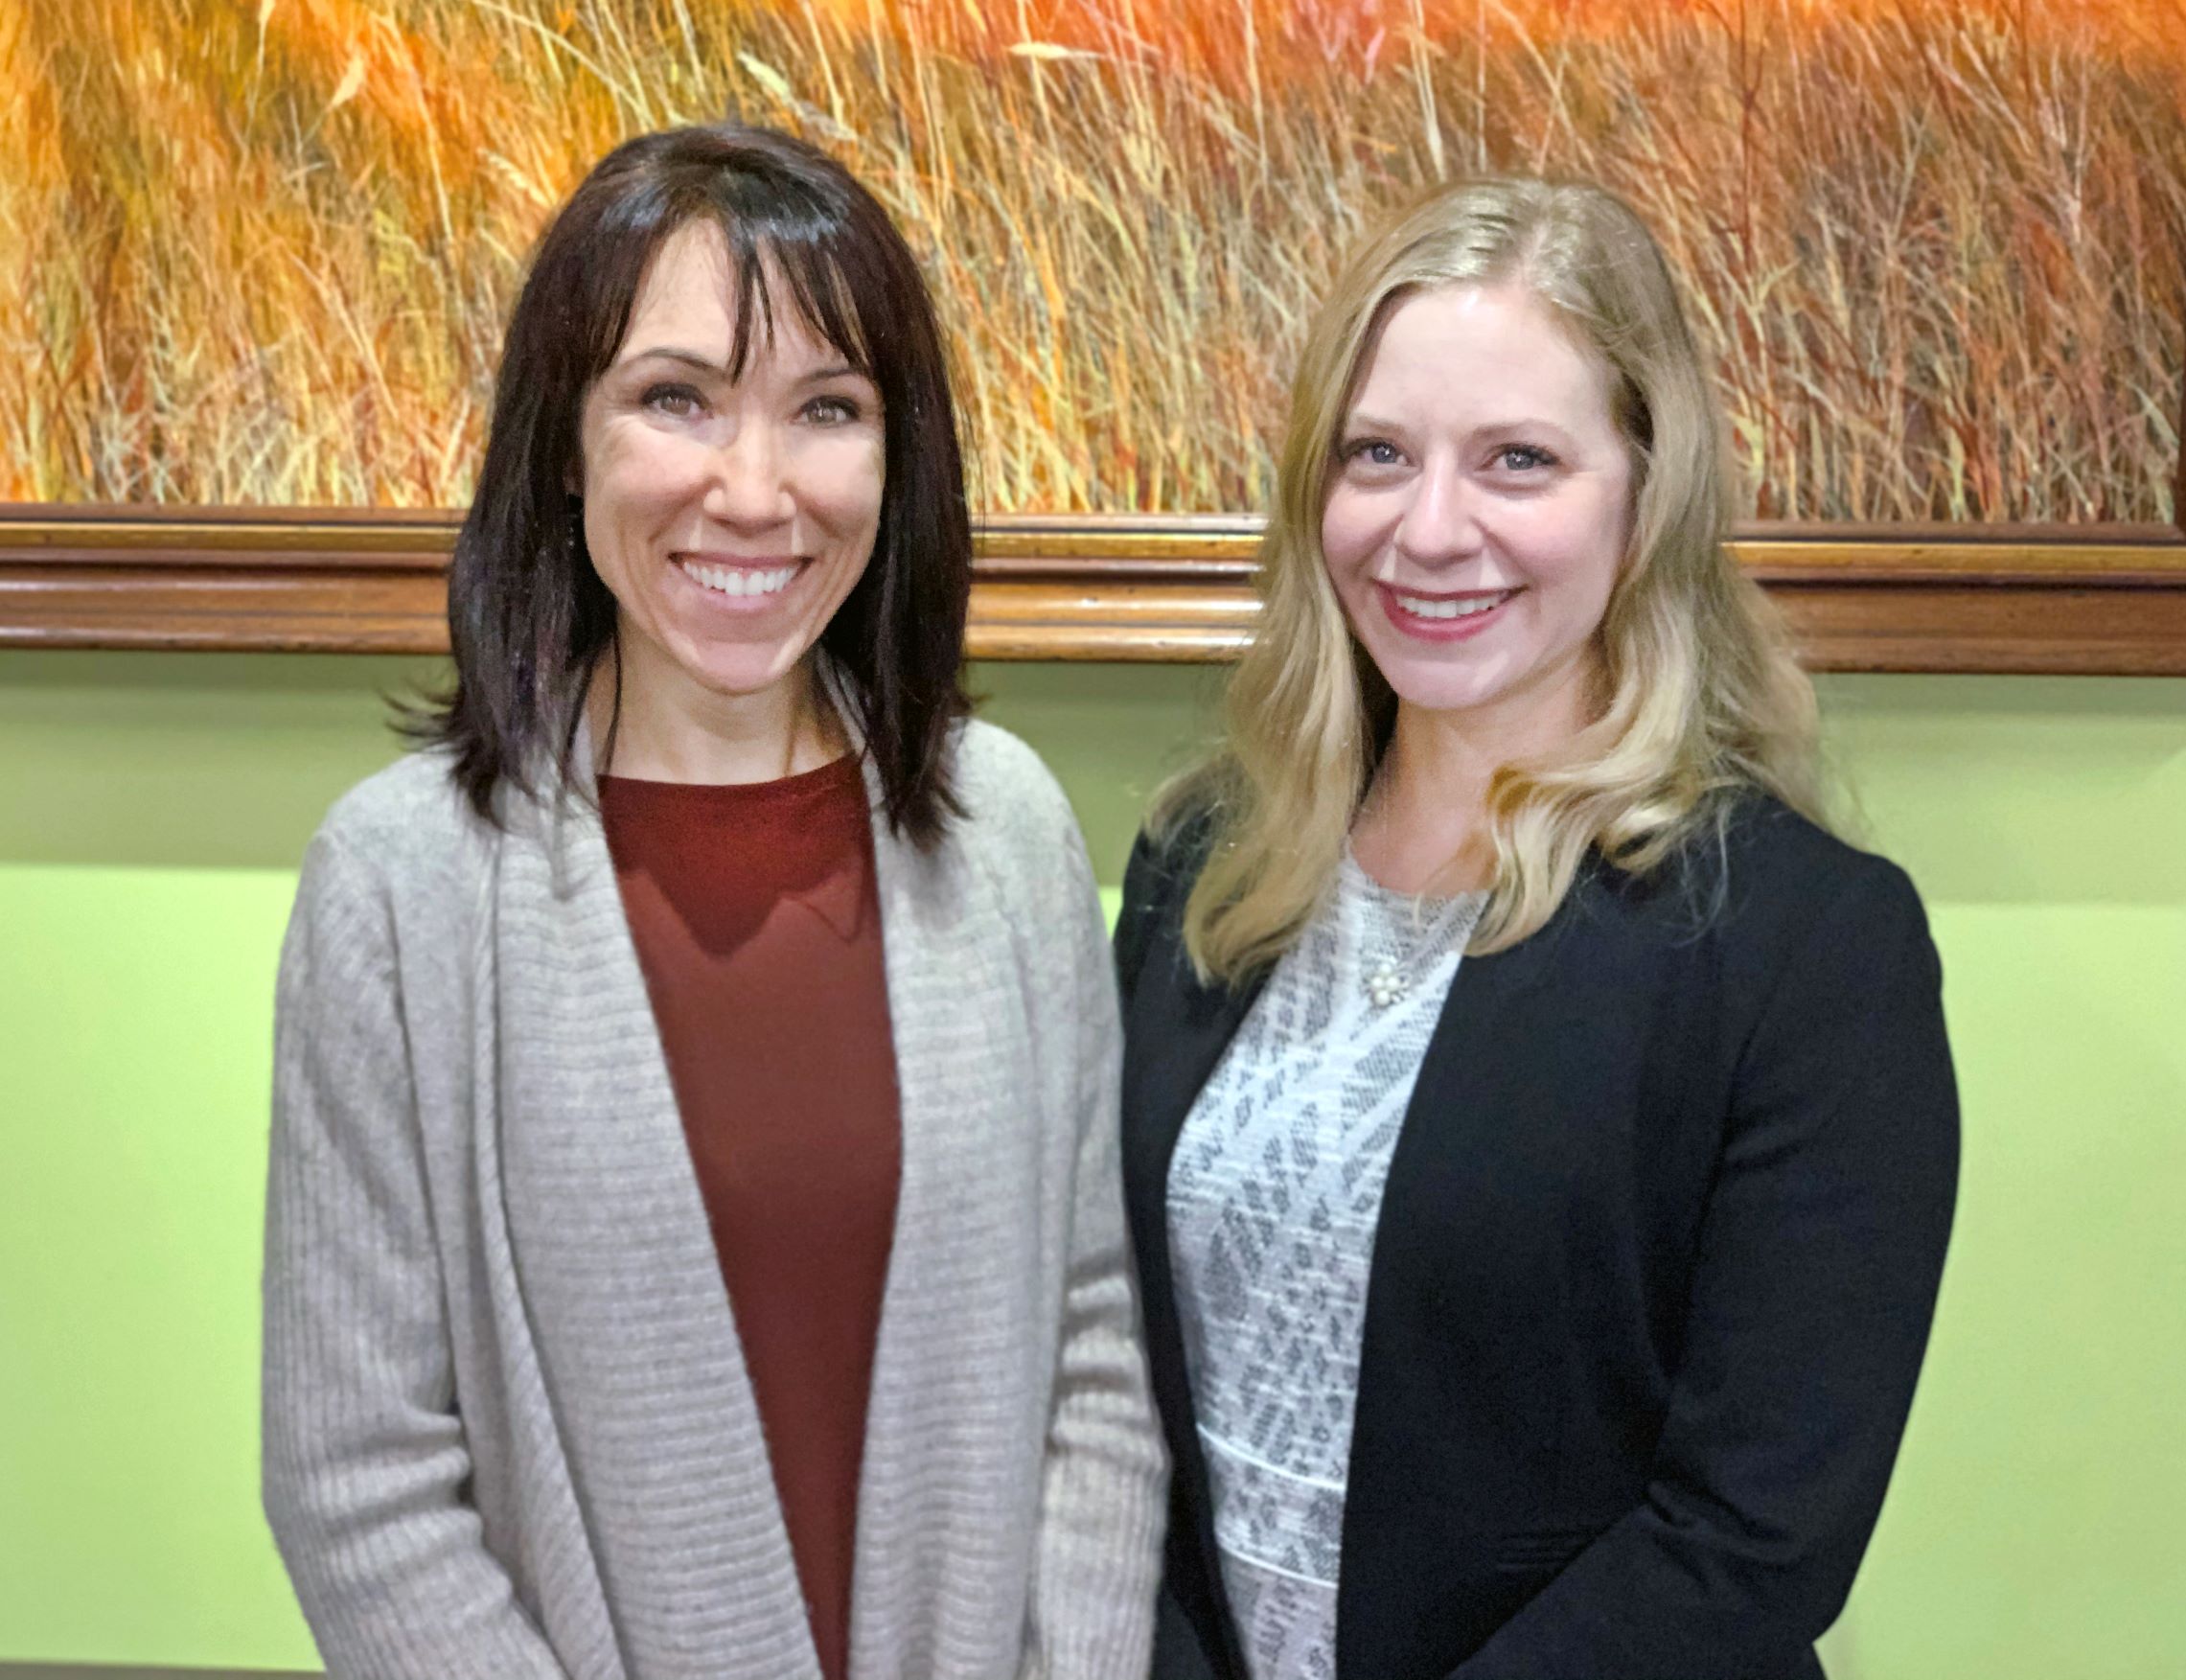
[614,219,842,367]
[1350,283,1612,427]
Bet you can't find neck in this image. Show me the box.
[1351,650,1599,894]
[587,639,841,785]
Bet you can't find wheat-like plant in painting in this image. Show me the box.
[1,0,2179,521]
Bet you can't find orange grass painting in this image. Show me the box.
[2,0,2180,521]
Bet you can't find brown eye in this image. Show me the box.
[802,394,862,426]
[642,383,702,417]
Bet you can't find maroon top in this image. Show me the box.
[598,755,900,1680]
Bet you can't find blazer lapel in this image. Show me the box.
[1333,878,1583,1680]
[495,734,821,1680]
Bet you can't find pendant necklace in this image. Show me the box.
[1354,868,1486,1010]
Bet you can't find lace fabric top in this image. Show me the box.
[1167,854,1486,1680]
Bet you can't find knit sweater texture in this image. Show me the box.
[262,720,1166,1680]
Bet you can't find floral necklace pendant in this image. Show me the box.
[1364,960,1409,1009]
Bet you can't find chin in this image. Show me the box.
[1363,641,1528,716]
[675,636,807,700]
[1387,676,1523,717]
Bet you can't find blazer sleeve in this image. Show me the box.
[262,831,569,1679]
[1449,859,1960,1680]
[1024,814,1170,1678]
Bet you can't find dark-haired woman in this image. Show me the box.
[262,125,1163,1680]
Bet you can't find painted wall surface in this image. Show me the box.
[1,652,2181,1675]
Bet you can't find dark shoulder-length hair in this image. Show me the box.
[410,123,972,846]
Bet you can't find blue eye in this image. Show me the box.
[1343,438,1403,468]
[1498,445,1555,472]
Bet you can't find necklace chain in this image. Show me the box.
[1356,879,1484,1010]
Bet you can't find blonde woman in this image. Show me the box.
[1116,179,1957,1680]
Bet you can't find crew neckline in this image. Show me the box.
[597,751,863,800]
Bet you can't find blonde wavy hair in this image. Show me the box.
[1165,177,1826,982]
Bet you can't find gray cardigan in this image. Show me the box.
[262,720,1166,1680]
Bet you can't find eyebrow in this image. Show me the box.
[617,345,868,385]
[1343,410,1578,441]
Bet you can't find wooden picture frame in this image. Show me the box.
[2,505,2182,674]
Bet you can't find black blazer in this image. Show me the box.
[1116,798,1958,1680]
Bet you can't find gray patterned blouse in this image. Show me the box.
[1167,853,1485,1680]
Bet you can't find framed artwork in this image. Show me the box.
[4,0,2182,669]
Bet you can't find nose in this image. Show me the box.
[1391,455,1484,569]
[701,418,794,529]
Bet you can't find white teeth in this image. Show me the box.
[681,561,797,598]
[1393,588,1514,620]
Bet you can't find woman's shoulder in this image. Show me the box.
[306,747,495,888]
[938,720,1112,986]
[1714,793,1921,914]
[278,750,496,988]
[1665,791,1932,972]
[932,720,1100,913]
[946,718,1080,851]
[1119,783,1223,916]
[952,715,1066,801]
[1110,790,1225,1005]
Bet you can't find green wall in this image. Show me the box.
[1,652,2181,1675]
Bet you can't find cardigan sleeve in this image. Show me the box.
[1448,858,1959,1680]
[262,831,569,1679]
[1023,814,1170,1679]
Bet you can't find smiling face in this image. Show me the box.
[1321,283,1635,744]
[577,219,885,713]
